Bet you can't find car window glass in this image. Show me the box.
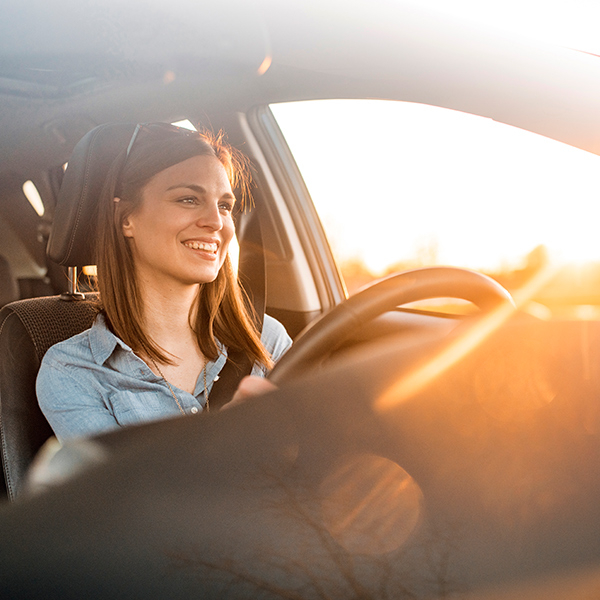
[271,99,600,318]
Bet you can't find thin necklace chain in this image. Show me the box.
[150,357,209,414]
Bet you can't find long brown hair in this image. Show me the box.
[95,124,272,369]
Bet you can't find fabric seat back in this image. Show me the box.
[0,295,98,500]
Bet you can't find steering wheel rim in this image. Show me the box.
[269,267,514,385]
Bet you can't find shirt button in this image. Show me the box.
[191,407,199,414]
[214,375,219,382]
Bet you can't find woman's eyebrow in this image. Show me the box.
[166,183,206,193]
[166,183,236,201]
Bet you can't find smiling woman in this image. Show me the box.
[36,123,292,442]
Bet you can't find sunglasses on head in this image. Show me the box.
[125,122,200,159]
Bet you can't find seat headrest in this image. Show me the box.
[47,123,136,267]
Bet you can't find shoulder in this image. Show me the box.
[37,326,97,410]
[37,316,116,413]
[41,326,94,367]
[40,313,116,371]
[37,326,97,404]
[260,315,292,362]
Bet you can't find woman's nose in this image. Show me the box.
[198,202,223,230]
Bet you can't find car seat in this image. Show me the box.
[0,124,134,500]
[0,123,266,500]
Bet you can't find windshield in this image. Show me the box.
[272,99,600,318]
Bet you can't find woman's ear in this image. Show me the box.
[115,197,134,238]
[121,217,134,238]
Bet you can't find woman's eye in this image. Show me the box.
[180,197,198,205]
[219,202,234,213]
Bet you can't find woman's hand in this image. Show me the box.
[225,375,278,410]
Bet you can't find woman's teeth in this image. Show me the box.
[183,241,218,253]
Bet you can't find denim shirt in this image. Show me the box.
[37,313,292,442]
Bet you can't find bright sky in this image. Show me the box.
[270,2,600,276]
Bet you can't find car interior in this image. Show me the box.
[3,1,600,597]
[0,4,502,502]
[0,103,522,501]
[0,110,336,500]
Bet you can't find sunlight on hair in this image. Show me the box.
[319,453,423,555]
[229,234,240,276]
[22,180,44,216]
[376,262,556,412]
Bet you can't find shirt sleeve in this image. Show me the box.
[251,314,293,377]
[37,350,120,443]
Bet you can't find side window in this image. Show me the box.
[271,100,600,317]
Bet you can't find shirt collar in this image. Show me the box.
[88,314,229,387]
[89,313,134,365]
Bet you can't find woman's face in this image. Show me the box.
[120,154,236,291]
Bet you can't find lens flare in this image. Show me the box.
[257,54,272,75]
[319,454,423,555]
[376,262,556,413]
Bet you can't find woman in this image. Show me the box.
[37,123,292,442]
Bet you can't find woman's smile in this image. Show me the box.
[182,239,220,256]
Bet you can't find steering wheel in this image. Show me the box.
[269,267,514,385]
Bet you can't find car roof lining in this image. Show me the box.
[3,0,600,176]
